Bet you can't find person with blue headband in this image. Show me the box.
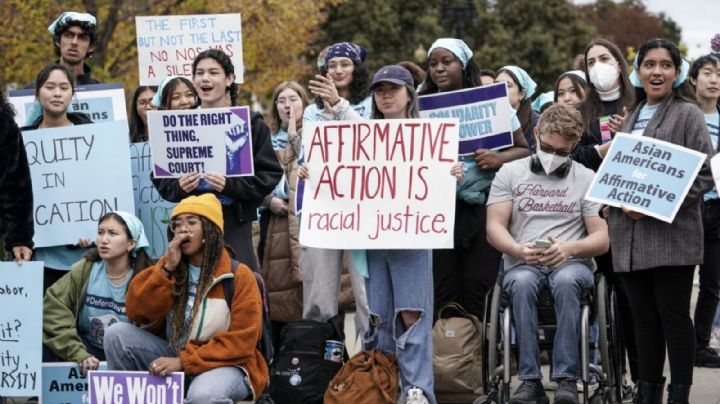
[687,53,720,369]
[554,70,588,110]
[418,38,529,325]
[496,65,539,148]
[43,211,153,376]
[47,11,100,85]
[608,38,713,404]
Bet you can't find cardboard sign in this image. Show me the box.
[9,83,128,127]
[0,261,43,396]
[419,83,513,155]
[585,133,706,223]
[299,118,459,249]
[88,370,184,404]
[147,107,254,178]
[42,362,108,404]
[136,13,243,85]
[130,142,176,258]
[22,121,135,247]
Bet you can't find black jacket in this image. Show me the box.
[153,112,282,224]
[25,62,100,89]
[0,108,34,250]
[572,100,619,172]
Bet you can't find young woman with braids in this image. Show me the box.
[152,49,282,271]
[104,194,268,402]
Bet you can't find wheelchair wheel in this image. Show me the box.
[596,275,618,404]
[487,280,502,385]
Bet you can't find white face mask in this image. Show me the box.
[589,62,620,92]
[536,146,568,175]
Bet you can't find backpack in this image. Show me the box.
[324,349,399,404]
[432,303,484,402]
[223,259,274,367]
[267,315,346,404]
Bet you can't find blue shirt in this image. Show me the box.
[704,111,720,201]
[78,261,133,350]
[631,104,659,136]
[272,128,289,151]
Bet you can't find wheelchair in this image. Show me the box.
[475,268,622,404]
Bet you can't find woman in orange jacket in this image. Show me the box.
[104,193,268,402]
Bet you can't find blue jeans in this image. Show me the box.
[104,323,252,403]
[363,249,436,404]
[502,262,594,381]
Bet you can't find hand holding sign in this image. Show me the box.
[179,172,201,193]
[11,246,32,263]
[80,356,101,377]
[622,206,646,221]
[474,149,503,170]
[150,357,183,377]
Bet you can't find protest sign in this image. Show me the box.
[585,133,706,223]
[136,13,243,85]
[0,261,42,396]
[9,83,128,127]
[88,370,184,404]
[148,107,254,178]
[418,83,513,155]
[130,142,176,258]
[42,362,108,404]
[23,121,135,247]
[299,118,459,249]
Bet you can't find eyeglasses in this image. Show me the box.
[169,217,201,233]
[538,136,574,157]
[327,62,354,71]
[276,97,300,106]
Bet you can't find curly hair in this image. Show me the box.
[537,104,584,142]
[192,49,237,106]
[166,216,225,351]
[315,60,370,109]
[52,20,98,58]
[129,86,157,143]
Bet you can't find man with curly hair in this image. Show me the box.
[47,11,100,85]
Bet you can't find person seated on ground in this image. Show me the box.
[103,194,268,403]
[43,211,152,376]
[486,104,610,404]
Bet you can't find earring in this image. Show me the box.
[202,239,206,244]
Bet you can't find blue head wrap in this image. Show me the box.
[151,76,179,108]
[629,52,689,89]
[325,42,367,64]
[500,65,537,100]
[565,70,587,82]
[48,11,96,35]
[24,95,77,126]
[112,211,150,256]
[428,38,473,69]
[531,91,554,112]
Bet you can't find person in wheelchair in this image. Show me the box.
[486,104,610,404]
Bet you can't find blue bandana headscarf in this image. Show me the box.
[48,11,96,34]
[428,38,473,69]
[112,211,150,256]
[151,76,179,108]
[500,65,537,100]
[531,91,554,112]
[629,52,689,89]
[325,42,367,64]
[565,70,587,82]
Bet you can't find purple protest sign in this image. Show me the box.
[88,370,184,404]
[147,106,255,178]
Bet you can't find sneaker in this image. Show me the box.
[576,379,599,394]
[406,387,429,404]
[620,383,634,403]
[553,379,579,404]
[509,379,549,404]
[695,345,720,368]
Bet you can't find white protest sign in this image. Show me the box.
[136,13,243,85]
[22,121,135,247]
[299,118,459,249]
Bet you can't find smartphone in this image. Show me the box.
[534,239,552,248]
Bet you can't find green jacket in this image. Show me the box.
[43,259,94,362]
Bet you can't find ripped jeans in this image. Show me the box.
[364,249,436,404]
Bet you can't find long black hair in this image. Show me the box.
[129,86,157,143]
[192,49,238,106]
[418,55,481,95]
[633,38,695,108]
[314,60,370,109]
[52,20,98,58]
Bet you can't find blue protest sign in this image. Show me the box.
[88,370,184,404]
[9,83,128,127]
[0,261,43,396]
[418,83,514,155]
[22,121,136,247]
[585,133,707,223]
[130,142,176,258]
[147,107,255,178]
[42,362,108,404]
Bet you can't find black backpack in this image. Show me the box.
[267,315,347,404]
[223,259,274,368]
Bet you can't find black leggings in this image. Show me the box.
[620,266,695,385]
[695,200,720,347]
